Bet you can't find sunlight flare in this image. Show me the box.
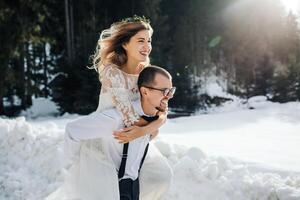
[280,0,300,14]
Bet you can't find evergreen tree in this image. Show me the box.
[1,0,300,116]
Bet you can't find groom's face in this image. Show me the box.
[143,73,173,111]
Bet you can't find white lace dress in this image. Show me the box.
[46,64,172,200]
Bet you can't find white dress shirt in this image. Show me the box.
[65,100,151,180]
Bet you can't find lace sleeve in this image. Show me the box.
[100,65,140,127]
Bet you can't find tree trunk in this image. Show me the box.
[0,70,5,115]
[65,0,72,64]
[25,42,32,107]
[70,0,75,61]
[19,43,26,109]
[33,44,38,98]
[43,42,48,97]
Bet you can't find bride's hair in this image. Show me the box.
[92,16,153,73]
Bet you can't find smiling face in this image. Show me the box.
[122,30,152,64]
[141,73,173,112]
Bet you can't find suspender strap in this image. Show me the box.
[118,142,129,179]
[118,115,159,180]
[138,143,149,173]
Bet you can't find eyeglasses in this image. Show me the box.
[142,85,176,97]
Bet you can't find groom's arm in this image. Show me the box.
[66,111,121,142]
[66,99,142,143]
[64,110,122,162]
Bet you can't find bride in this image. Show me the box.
[46,16,172,200]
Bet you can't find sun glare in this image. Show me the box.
[280,0,300,14]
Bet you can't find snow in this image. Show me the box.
[202,75,228,99]
[1,97,300,199]
[163,101,300,172]
[20,98,60,118]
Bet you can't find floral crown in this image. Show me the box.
[121,15,150,24]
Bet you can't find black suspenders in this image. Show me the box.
[118,142,129,179]
[118,115,159,180]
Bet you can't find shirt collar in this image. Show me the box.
[133,99,155,117]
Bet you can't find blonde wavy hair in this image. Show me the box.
[92,18,153,75]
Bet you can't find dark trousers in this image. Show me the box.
[119,178,140,200]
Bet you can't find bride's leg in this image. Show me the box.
[139,143,173,200]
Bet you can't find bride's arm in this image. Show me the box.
[101,65,140,127]
[113,110,167,143]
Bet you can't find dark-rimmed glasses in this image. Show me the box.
[142,86,176,97]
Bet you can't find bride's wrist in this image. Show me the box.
[140,126,147,136]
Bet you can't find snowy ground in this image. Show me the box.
[1,97,300,200]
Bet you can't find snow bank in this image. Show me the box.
[0,117,66,200]
[1,115,300,200]
[21,98,60,118]
[154,142,300,200]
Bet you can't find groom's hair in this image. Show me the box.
[137,65,172,89]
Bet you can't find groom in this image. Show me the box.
[65,66,175,200]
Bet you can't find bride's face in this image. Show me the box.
[122,30,152,64]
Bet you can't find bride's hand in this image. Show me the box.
[113,126,146,143]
